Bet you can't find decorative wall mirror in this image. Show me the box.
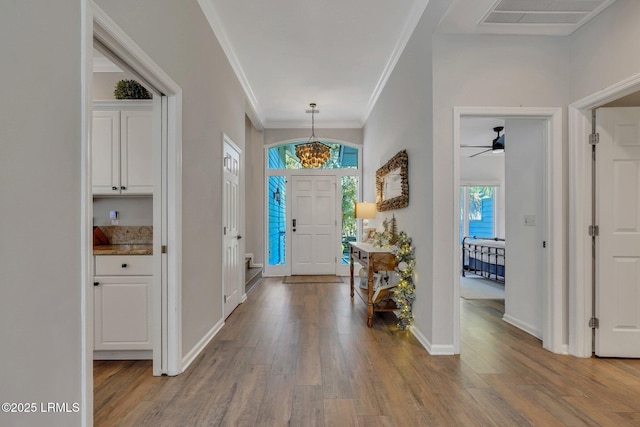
[376,149,409,211]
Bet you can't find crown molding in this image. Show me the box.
[361,0,430,125]
[197,0,265,129]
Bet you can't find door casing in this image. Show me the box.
[569,73,640,358]
[453,107,564,355]
[263,139,362,277]
[83,3,184,424]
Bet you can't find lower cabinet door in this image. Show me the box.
[94,276,152,350]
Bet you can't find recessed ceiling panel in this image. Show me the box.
[494,0,605,13]
[481,0,615,30]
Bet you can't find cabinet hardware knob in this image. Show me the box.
[237,235,242,240]
[112,186,118,191]
[121,263,128,268]
[121,186,126,190]
[94,282,100,286]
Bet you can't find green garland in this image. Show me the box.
[374,230,415,329]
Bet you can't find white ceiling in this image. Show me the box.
[460,117,506,158]
[198,0,618,128]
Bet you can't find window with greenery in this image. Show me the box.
[460,186,496,240]
[341,176,358,264]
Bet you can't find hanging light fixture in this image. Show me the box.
[295,103,331,168]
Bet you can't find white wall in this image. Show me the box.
[93,197,153,226]
[568,0,640,103]
[245,116,265,264]
[0,1,82,426]
[264,128,363,146]
[432,34,569,349]
[363,0,452,350]
[94,0,247,356]
[504,119,545,337]
[93,71,126,99]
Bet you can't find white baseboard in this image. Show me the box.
[93,350,152,360]
[503,314,543,340]
[244,253,264,268]
[181,318,224,372]
[411,325,456,355]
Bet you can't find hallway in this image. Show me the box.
[95,278,640,426]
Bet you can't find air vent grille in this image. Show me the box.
[482,0,609,27]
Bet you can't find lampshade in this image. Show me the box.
[295,103,331,168]
[355,202,376,219]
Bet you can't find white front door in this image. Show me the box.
[291,175,337,275]
[223,137,242,318]
[596,107,640,357]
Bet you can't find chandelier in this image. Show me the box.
[295,103,331,168]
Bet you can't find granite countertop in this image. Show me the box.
[93,226,153,255]
[93,244,153,255]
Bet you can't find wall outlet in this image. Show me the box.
[110,210,119,225]
[524,214,536,226]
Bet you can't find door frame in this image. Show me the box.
[222,133,244,314]
[83,2,183,423]
[263,139,362,277]
[452,107,564,355]
[568,73,640,358]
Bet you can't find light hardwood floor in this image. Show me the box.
[95,277,640,426]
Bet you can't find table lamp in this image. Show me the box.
[355,202,376,241]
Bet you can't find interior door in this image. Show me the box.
[596,107,640,357]
[291,175,336,275]
[223,138,242,318]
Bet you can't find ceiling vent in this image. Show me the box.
[480,0,617,34]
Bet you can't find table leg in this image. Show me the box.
[350,256,354,297]
[367,267,374,327]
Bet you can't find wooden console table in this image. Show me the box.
[349,242,398,327]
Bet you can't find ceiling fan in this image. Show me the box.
[461,126,505,158]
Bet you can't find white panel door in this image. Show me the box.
[596,107,640,357]
[223,138,242,318]
[291,175,336,275]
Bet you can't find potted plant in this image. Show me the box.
[113,79,151,99]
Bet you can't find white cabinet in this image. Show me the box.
[94,255,152,351]
[92,101,153,195]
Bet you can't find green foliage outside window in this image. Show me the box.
[468,186,494,220]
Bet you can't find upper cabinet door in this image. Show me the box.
[120,110,153,195]
[91,102,153,196]
[92,111,120,195]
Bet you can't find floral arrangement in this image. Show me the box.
[390,231,415,329]
[373,218,415,330]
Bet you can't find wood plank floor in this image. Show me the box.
[94,277,640,426]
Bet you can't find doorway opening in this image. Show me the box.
[263,140,361,277]
[452,107,564,355]
[84,5,184,424]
